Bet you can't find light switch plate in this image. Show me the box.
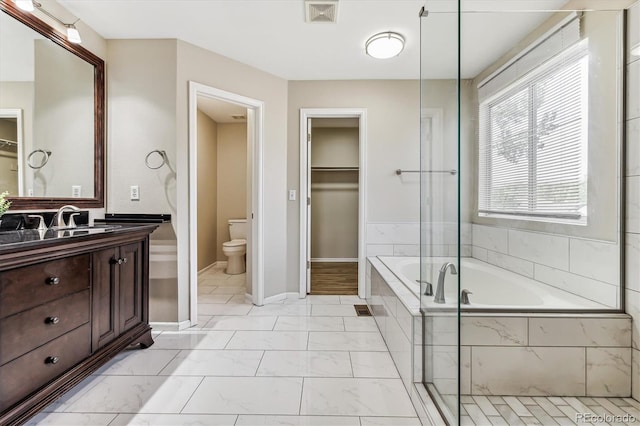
[130,185,140,201]
[288,189,296,201]
[72,185,82,198]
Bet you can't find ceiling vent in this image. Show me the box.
[305,0,338,23]
[231,114,246,120]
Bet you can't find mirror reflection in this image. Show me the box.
[0,11,94,199]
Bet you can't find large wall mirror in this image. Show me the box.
[0,0,104,209]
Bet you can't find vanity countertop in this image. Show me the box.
[0,224,158,255]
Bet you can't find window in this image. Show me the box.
[478,40,589,223]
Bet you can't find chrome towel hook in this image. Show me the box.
[27,149,52,169]
[145,150,168,169]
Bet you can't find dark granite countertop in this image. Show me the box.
[0,224,158,253]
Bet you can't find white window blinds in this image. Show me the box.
[478,17,588,222]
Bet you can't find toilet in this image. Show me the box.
[222,219,246,275]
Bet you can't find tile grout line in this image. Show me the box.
[177,376,206,414]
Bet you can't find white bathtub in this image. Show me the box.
[377,256,606,310]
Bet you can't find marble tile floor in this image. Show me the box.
[459,395,640,426]
[28,266,422,426]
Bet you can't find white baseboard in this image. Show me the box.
[150,320,192,331]
[244,293,253,304]
[311,258,359,263]
[263,292,301,304]
[198,261,228,275]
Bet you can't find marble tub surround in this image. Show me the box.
[460,315,631,397]
[471,224,620,307]
[369,256,633,400]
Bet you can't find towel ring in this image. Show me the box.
[145,150,168,169]
[27,149,52,169]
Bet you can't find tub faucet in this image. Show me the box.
[434,262,457,304]
[55,205,80,229]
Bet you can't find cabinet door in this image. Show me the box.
[119,242,143,333]
[91,247,119,350]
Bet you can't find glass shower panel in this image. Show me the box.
[419,4,461,425]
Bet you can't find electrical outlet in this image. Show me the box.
[72,185,82,198]
[288,189,296,201]
[130,185,140,201]
[27,188,34,196]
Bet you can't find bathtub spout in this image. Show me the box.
[434,262,457,304]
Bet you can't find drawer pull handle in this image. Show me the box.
[46,277,60,285]
[111,257,128,265]
[45,356,59,365]
[46,316,60,325]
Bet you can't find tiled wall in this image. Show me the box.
[625,0,640,402]
[460,315,631,397]
[471,224,620,308]
[366,222,472,258]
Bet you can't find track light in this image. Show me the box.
[66,24,82,44]
[13,0,82,44]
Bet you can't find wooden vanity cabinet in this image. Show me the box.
[92,242,146,350]
[0,226,156,425]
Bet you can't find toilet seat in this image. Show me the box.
[223,239,246,248]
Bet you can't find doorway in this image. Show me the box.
[299,109,367,298]
[188,82,265,325]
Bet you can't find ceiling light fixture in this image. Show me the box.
[12,0,82,44]
[365,31,405,59]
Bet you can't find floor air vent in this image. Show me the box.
[305,1,338,23]
[354,304,372,317]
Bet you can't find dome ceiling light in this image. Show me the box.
[365,31,405,59]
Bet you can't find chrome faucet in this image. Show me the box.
[55,205,80,229]
[434,262,457,304]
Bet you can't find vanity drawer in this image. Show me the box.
[0,254,90,318]
[0,290,90,365]
[0,323,91,412]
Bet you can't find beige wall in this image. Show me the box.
[286,79,471,292]
[310,126,359,259]
[197,109,218,271]
[216,123,247,260]
[175,40,288,315]
[105,38,288,322]
[106,40,177,216]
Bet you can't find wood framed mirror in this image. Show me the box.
[0,0,104,209]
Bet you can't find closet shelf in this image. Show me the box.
[311,166,359,172]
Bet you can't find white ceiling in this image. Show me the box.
[55,0,625,80]
[198,96,247,124]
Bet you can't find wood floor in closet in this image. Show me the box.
[310,262,358,295]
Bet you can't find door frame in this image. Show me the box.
[299,108,367,298]
[188,81,265,324]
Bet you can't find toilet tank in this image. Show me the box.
[228,219,247,240]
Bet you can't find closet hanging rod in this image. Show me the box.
[0,138,17,146]
[395,169,457,176]
[311,166,359,171]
